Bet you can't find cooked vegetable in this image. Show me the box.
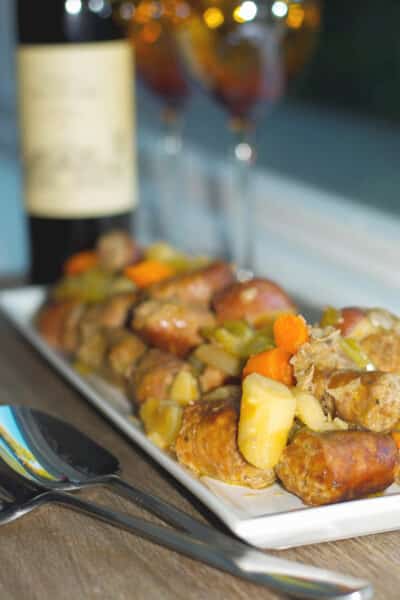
[213,327,249,356]
[202,320,254,358]
[273,313,309,354]
[293,388,348,432]
[320,306,341,328]
[139,398,183,450]
[187,353,204,375]
[124,260,175,288]
[169,370,200,406]
[194,344,242,376]
[238,373,296,469]
[107,276,136,296]
[202,384,242,403]
[145,241,211,273]
[242,347,293,386]
[53,269,113,303]
[198,365,227,393]
[391,431,400,449]
[64,251,98,276]
[241,330,274,358]
[339,338,372,369]
[145,242,185,263]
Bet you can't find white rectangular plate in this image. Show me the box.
[2,286,400,550]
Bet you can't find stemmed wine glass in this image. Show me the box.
[112,0,191,245]
[177,0,321,269]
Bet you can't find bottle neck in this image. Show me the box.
[17,0,122,44]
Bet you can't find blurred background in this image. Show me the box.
[1,0,400,306]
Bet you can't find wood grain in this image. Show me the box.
[0,307,397,600]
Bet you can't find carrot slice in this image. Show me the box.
[273,313,309,354]
[64,251,98,276]
[392,431,400,449]
[242,347,293,386]
[124,260,175,288]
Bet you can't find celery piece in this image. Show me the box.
[321,306,341,328]
[194,344,242,376]
[241,334,275,358]
[339,338,371,369]
[222,320,253,338]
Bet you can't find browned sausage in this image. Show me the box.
[276,429,397,506]
[339,307,368,337]
[79,292,138,343]
[62,302,86,354]
[132,300,215,358]
[149,261,235,306]
[212,278,295,326]
[76,330,108,371]
[130,348,188,405]
[96,230,142,272]
[107,330,147,379]
[360,332,400,373]
[37,300,84,353]
[326,370,400,433]
[98,292,139,329]
[175,395,275,489]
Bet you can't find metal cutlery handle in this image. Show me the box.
[106,475,240,550]
[40,490,372,600]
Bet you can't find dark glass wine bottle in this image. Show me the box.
[17,0,137,284]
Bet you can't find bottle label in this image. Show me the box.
[17,40,137,218]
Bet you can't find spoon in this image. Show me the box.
[0,404,233,545]
[0,405,373,600]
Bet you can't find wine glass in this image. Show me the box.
[112,0,191,246]
[177,0,321,269]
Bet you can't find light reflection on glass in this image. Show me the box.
[65,0,82,15]
[203,7,224,29]
[233,1,258,23]
[271,0,288,18]
[287,3,304,28]
[88,0,104,12]
[235,142,253,162]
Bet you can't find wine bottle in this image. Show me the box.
[17,0,137,284]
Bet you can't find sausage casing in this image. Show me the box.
[175,395,275,489]
[212,278,295,326]
[327,370,400,433]
[132,300,215,358]
[276,429,397,506]
[149,261,235,306]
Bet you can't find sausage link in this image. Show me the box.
[176,396,275,489]
[276,429,397,506]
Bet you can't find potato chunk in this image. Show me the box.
[238,374,296,469]
[170,371,200,406]
[140,398,183,450]
[293,389,348,432]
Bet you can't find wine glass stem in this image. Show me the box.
[227,125,255,272]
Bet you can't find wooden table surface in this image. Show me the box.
[0,308,397,600]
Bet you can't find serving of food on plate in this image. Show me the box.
[36,230,400,508]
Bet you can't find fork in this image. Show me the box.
[0,459,373,600]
